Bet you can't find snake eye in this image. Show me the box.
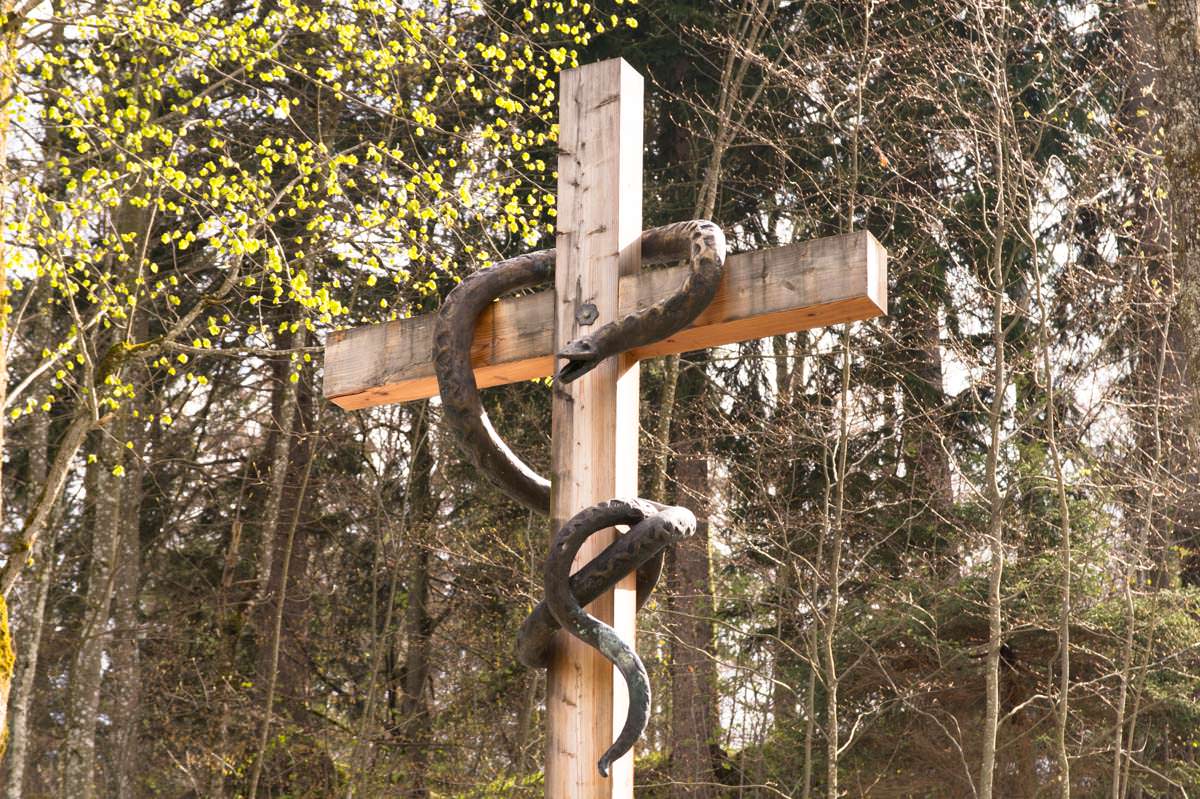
[558,337,597,359]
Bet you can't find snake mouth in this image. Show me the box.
[556,353,603,384]
[556,338,604,384]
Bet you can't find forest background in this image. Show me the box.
[0,0,1198,796]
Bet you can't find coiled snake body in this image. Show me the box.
[432,220,726,776]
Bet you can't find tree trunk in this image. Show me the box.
[246,351,317,799]
[770,561,798,726]
[801,630,818,799]
[667,352,720,798]
[1111,8,1170,792]
[5,550,50,799]
[396,402,435,798]
[210,514,244,799]
[821,329,853,799]
[108,434,144,798]
[397,548,432,797]
[5,385,53,799]
[0,0,23,756]
[770,332,805,731]
[902,282,953,520]
[253,347,298,606]
[1148,1,1200,583]
[978,13,1013,792]
[107,310,149,798]
[62,429,125,799]
[254,335,317,723]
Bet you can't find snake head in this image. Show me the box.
[556,337,603,384]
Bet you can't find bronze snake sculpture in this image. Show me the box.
[432,220,726,776]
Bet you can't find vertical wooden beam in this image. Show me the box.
[547,58,641,798]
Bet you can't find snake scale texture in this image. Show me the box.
[432,220,726,777]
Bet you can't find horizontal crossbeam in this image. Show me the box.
[323,229,887,410]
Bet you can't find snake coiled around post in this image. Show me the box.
[432,220,726,776]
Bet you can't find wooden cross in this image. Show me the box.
[323,58,886,799]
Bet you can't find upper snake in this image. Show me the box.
[432,220,726,777]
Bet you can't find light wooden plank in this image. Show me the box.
[323,230,887,410]
[545,58,640,798]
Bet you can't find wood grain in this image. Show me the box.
[545,58,640,798]
[323,230,888,409]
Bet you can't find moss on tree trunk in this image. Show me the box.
[0,595,15,757]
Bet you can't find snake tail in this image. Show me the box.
[543,499,696,775]
[517,498,696,668]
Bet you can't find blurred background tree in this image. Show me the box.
[1,0,1198,796]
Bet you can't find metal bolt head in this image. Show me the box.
[575,302,599,326]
